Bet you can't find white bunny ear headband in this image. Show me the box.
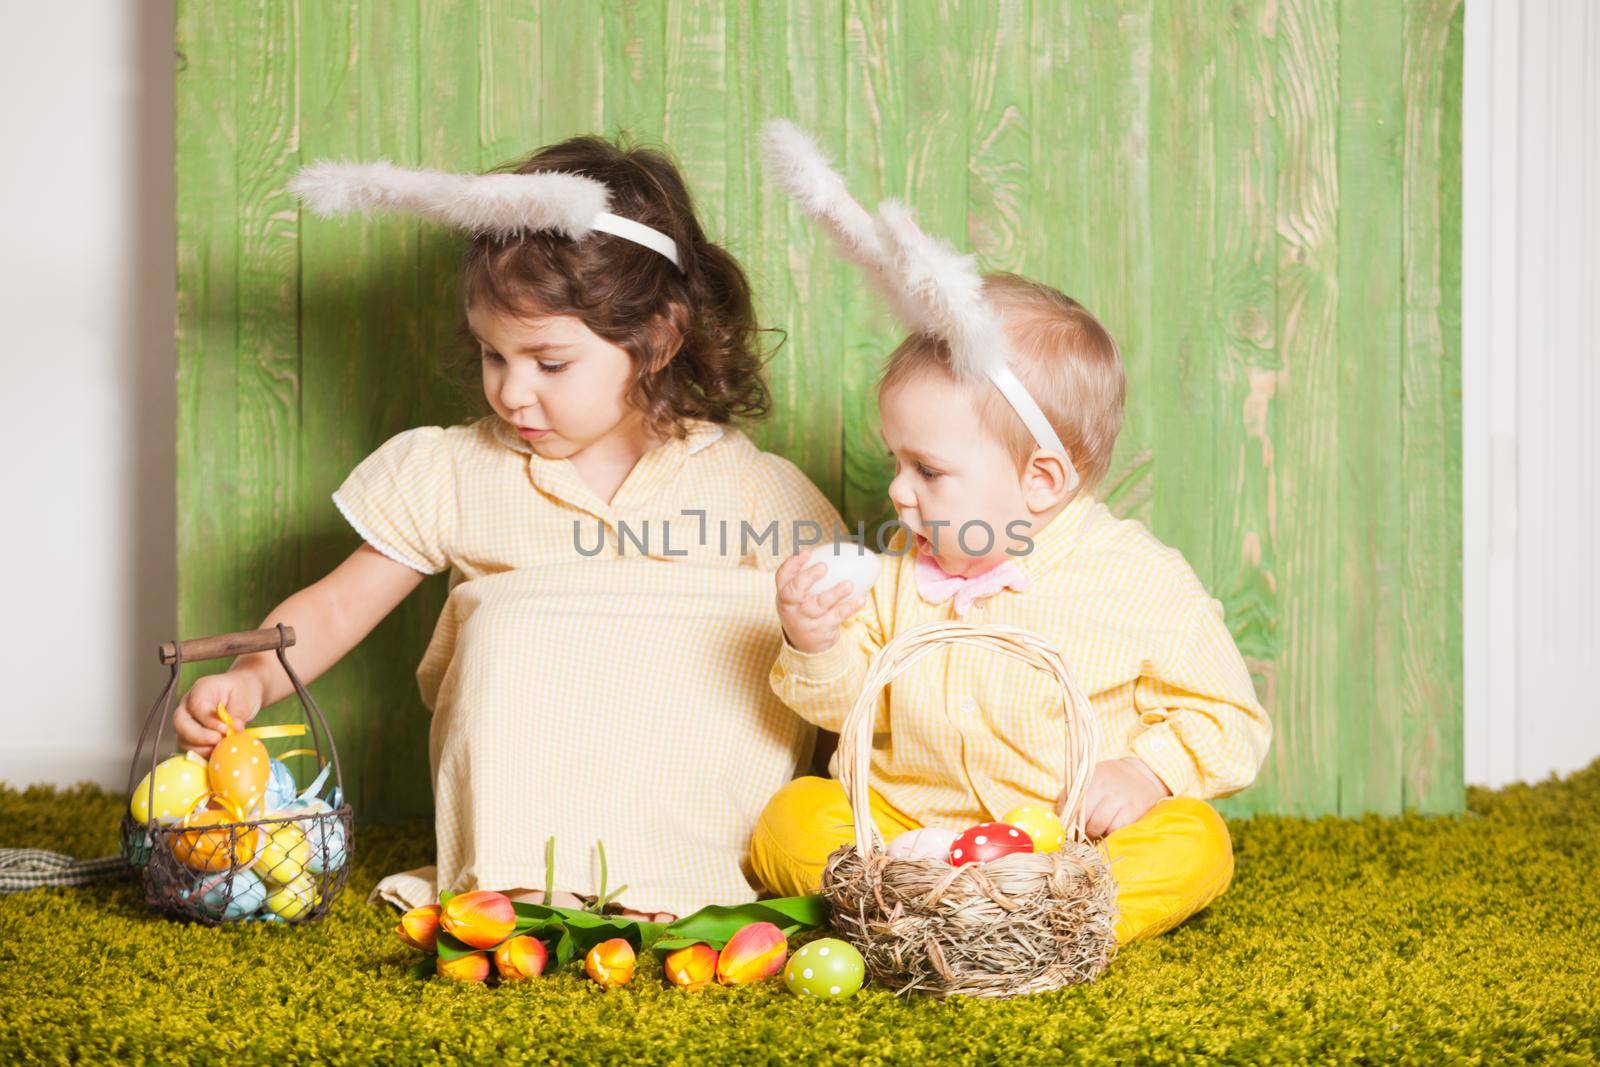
[759,119,1078,492]
[287,159,684,271]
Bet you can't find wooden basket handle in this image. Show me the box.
[835,621,1100,856]
[157,626,296,666]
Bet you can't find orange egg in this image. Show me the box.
[171,809,258,871]
[207,733,271,814]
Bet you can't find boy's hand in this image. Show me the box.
[1079,757,1172,839]
[775,550,866,655]
[173,671,266,757]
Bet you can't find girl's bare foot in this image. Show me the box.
[614,908,677,923]
[505,888,586,909]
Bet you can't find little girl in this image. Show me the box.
[172,136,841,920]
[751,122,1271,946]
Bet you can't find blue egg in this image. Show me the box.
[302,808,348,873]
[193,869,267,921]
[122,827,154,870]
[264,759,299,811]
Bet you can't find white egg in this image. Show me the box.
[802,542,882,601]
[886,826,960,862]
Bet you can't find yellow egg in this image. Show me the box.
[252,823,310,885]
[208,733,271,815]
[1000,804,1067,854]
[264,873,318,920]
[129,752,210,824]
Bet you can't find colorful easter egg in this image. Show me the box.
[170,809,258,872]
[192,869,267,921]
[122,826,154,870]
[1000,805,1066,854]
[274,796,345,873]
[207,733,271,815]
[252,822,310,885]
[291,801,348,874]
[783,938,865,1000]
[886,826,960,862]
[263,759,298,810]
[263,873,318,920]
[129,751,210,824]
[948,822,1034,866]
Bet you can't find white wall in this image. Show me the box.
[0,3,176,790]
[0,1,1594,795]
[1463,0,1600,788]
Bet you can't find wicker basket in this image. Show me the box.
[119,625,353,926]
[820,621,1118,998]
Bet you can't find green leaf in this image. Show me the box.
[652,896,829,950]
[434,930,479,963]
[406,959,434,981]
[553,928,575,968]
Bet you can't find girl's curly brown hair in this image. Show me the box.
[456,136,771,438]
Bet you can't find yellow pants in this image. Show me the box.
[749,777,1235,947]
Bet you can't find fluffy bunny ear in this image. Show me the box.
[874,199,1078,489]
[873,198,1002,383]
[761,119,1078,486]
[288,160,610,240]
[758,119,928,330]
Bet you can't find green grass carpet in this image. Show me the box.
[3,765,1598,1066]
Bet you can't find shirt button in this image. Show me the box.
[959,697,978,714]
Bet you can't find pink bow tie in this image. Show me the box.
[914,550,1030,616]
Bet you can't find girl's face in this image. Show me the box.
[469,304,647,460]
[878,369,1064,577]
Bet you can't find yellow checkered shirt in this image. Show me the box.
[330,414,844,916]
[771,493,1272,827]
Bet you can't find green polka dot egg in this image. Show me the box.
[782,938,865,1000]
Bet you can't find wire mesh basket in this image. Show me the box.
[119,625,353,925]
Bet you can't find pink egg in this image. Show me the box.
[886,826,960,861]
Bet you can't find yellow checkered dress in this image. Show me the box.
[333,415,841,916]
[771,493,1272,828]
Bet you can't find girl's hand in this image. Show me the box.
[173,671,266,758]
[1078,757,1172,839]
[775,550,866,655]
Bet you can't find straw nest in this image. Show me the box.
[819,621,1119,998]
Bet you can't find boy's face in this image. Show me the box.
[469,304,646,460]
[879,368,1051,578]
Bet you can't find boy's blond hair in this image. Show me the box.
[878,273,1126,492]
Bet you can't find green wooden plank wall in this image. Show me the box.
[175,0,1464,821]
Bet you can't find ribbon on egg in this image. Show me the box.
[215,703,307,742]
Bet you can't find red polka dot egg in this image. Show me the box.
[948,822,1034,866]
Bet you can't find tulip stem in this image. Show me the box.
[544,836,556,906]
[591,841,627,912]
